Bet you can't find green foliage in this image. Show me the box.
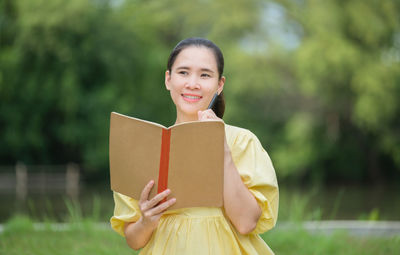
[1,215,399,255]
[269,0,400,182]
[262,227,400,255]
[0,0,399,183]
[358,208,381,221]
[0,0,262,175]
[2,214,34,235]
[0,216,137,255]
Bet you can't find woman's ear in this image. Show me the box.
[217,76,225,95]
[165,70,171,91]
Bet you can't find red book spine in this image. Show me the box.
[157,128,171,202]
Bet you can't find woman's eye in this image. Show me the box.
[201,73,211,78]
[179,71,188,75]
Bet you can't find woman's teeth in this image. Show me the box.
[183,95,201,99]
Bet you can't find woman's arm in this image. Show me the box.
[124,180,176,250]
[223,139,261,235]
[198,110,261,235]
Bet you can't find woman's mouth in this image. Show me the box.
[182,94,202,102]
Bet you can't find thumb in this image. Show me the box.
[197,110,202,120]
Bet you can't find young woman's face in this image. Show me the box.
[165,46,225,121]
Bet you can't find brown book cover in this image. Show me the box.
[109,112,225,210]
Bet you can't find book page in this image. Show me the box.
[109,112,162,199]
[168,121,224,209]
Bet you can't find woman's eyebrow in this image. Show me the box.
[175,66,190,70]
[200,68,214,73]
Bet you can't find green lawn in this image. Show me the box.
[0,216,134,255]
[263,227,400,255]
[1,216,399,255]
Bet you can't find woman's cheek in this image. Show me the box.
[170,90,180,105]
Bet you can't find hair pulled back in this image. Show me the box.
[167,37,225,118]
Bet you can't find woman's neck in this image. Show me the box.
[175,112,198,124]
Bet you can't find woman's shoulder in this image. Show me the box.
[224,123,259,147]
[225,123,251,135]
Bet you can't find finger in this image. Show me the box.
[204,109,218,118]
[139,180,154,204]
[147,198,177,216]
[197,110,204,120]
[204,109,215,115]
[198,110,211,121]
[200,112,219,121]
[142,198,175,219]
[144,189,171,210]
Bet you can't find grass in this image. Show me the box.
[1,188,399,254]
[262,226,400,255]
[0,215,134,255]
[1,215,399,255]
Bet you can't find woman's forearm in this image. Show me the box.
[124,218,155,250]
[223,144,261,235]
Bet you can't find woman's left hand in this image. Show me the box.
[197,109,223,122]
[198,109,227,150]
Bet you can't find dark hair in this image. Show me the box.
[167,37,226,118]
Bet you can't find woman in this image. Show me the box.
[110,38,279,254]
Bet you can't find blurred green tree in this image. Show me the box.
[0,0,158,176]
[268,0,400,183]
[0,0,399,184]
[0,0,263,179]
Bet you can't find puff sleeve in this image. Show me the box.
[227,126,279,234]
[110,191,142,237]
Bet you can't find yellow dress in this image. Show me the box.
[110,124,279,254]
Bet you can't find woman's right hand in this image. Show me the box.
[137,180,176,230]
[124,180,176,250]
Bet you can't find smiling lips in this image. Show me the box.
[182,93,202,102]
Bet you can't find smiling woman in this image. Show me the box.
[110,38,279,255]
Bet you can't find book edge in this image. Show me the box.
[111,111,167,129]
[111,112,225,130]
[170,119,225,129]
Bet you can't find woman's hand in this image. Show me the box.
[124,180,176,250]
[137,180,176,229]
[197,109,223,122]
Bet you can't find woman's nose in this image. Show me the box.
[185,75,200,89]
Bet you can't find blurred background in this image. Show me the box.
[1,0,399,224]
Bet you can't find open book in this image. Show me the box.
[109,112,225,210]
